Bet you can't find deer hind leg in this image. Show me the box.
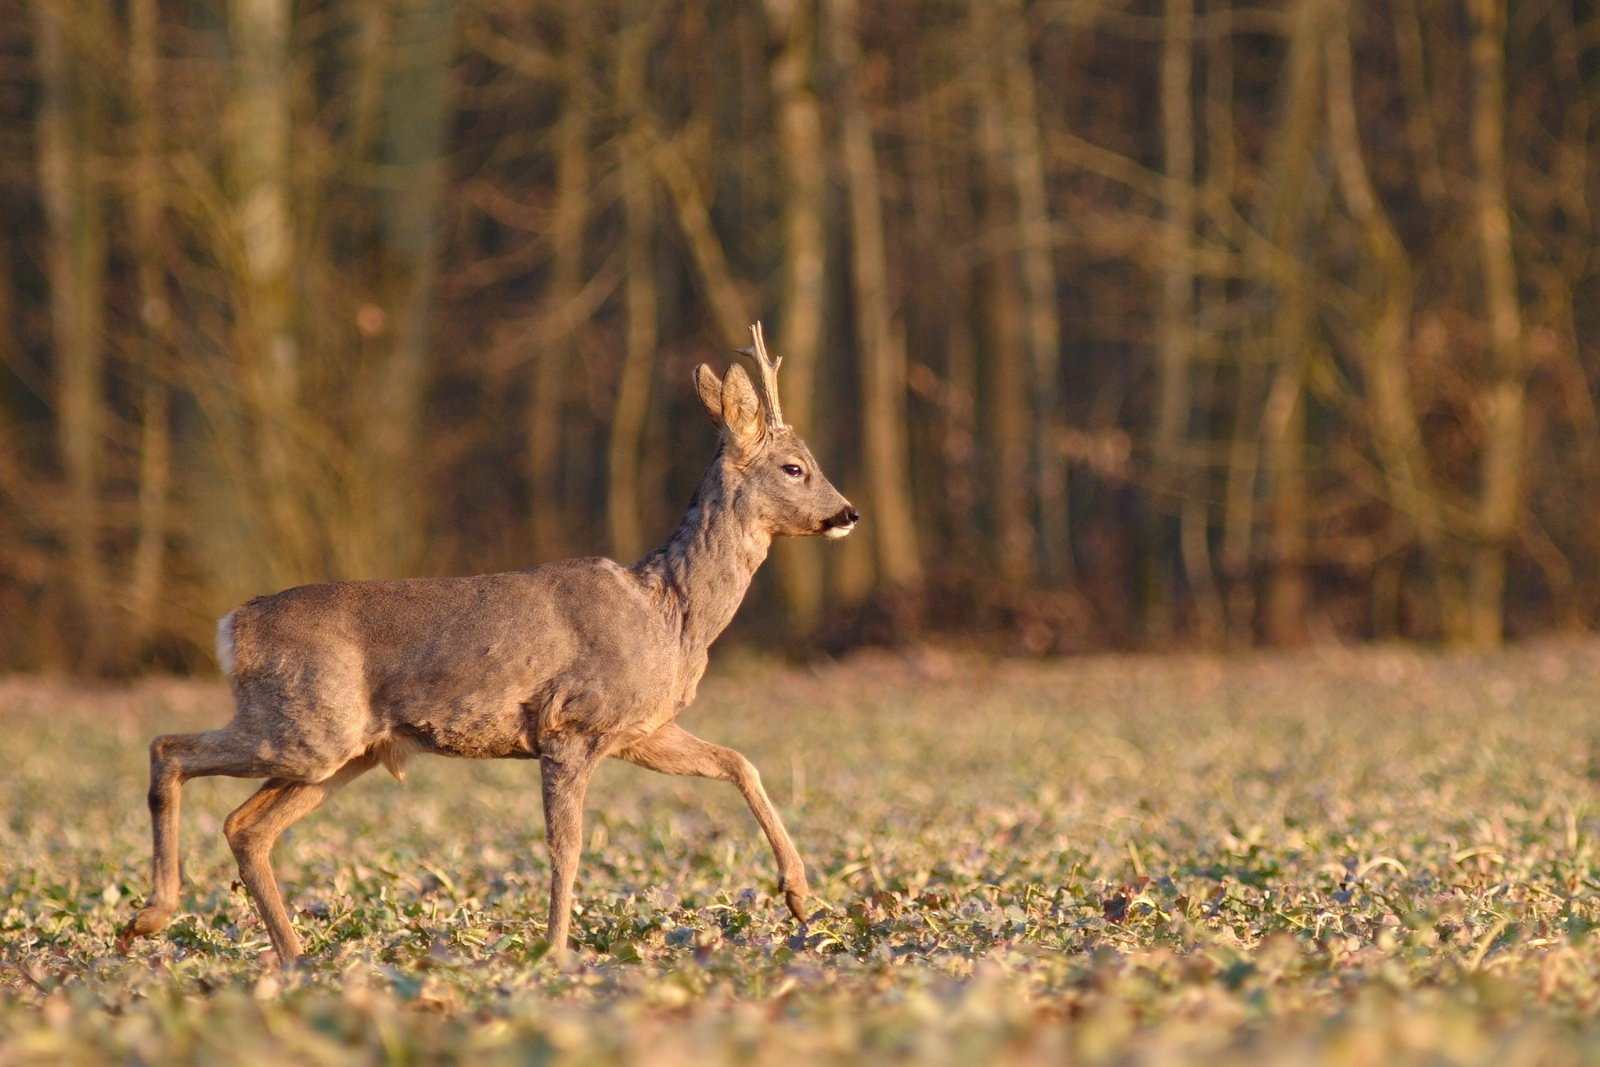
[539,737,604,956]
[119,727,274,951]
[223,752,377,965]
[619,723,811,923]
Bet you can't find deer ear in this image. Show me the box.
[693,364,725,428]
[720,364,763,446]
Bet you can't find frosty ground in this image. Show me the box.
[5,642,1600,1064]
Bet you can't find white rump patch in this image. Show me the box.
[215,612,237,676]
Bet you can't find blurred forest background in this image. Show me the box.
[0,0,1596,673]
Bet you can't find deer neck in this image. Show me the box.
[635,453,771,654]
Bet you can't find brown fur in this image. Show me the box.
[117,325,858,965]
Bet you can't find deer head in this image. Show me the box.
[693,323,859,540]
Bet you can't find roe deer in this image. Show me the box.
[118,323,858,965]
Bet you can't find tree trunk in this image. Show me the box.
[995,0,1068,583]
[228,0,298,412]
[1256,0,1327,647]
[832,0,922,596]
[228,0,307,588]
[764,0,827,634]
[608,7,658,563]
[971,0,1033,592]
[1391,0,1446,206]
[1151,0,1195,640]
[1465,0,1524,648]
[127,0,172,651]
[1261,340,1309,645]
[368,0,453,577]
[529,1,591,561]
[1186,1,1235,645]
[1325,4,1462,638]
[33,0,111,667]
[1206,0,1256,642]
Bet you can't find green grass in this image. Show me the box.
[7,642,1600,1064]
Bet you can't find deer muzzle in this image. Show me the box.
[821,506,860,539]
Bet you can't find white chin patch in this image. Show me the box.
[824,524,855,539]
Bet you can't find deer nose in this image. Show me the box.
[821,505,858,538]
[828,506,859,529]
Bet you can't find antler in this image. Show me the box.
[735,321,785,429]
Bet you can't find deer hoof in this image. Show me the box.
[784,889,808,924]
[116,907,169,952]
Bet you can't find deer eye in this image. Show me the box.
[780,463,804,478]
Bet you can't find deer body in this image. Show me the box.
[119,325,858,964]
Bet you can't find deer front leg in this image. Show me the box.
[539,739,603,956]
[618,723,811,923]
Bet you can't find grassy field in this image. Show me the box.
[6,642,1600,1064]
